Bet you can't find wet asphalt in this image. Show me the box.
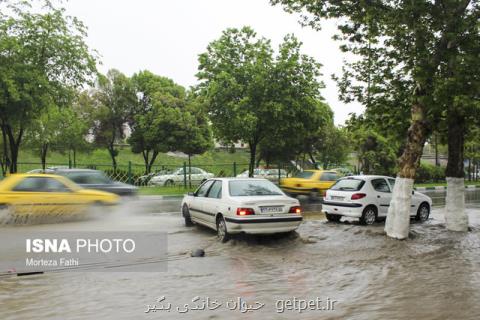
[0,189,479,320]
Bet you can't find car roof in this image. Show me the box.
[341,175,393,180]
[207,177,271,181]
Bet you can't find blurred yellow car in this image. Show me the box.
[0,173,119,216]
[280,170,340,199]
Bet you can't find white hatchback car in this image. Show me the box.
[322,175,432,225]
[181,178,303,242]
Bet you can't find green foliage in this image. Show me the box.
[314,125,350,169]
[128,71,213,173]
[346,114,398,176]
[0,0,97,173]
[415,162,446,183]
[197,27,325,175]
[272,0,480,181]
[91,69,137,169]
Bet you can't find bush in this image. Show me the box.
[415,163,445,183]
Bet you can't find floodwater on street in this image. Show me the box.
[0,190,479,320]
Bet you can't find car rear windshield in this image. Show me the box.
[229,180,284,196]
[330,178,365,191]
[294,171,314,179]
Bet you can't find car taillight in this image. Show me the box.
[289,206,302,214]
[325,190,329,198]
[236,208,255,216]
[351,193,366,200]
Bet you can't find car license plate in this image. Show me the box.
[331,196,344,201]
[260,206,283,214]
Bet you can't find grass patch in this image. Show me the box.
[16,148,251,175]
[138,186,197,196]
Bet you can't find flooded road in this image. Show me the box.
[0,190,479,319]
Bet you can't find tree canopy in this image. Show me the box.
[0,0,97,172]
[197,26,328,176]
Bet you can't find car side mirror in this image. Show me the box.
[412,190,415,195]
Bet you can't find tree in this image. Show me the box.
[314,125,350,169]
[129,71,191,174]
[0,1,96,173]
[434,12,480,231]
[197,27,324,177]
[257,99,332,167]
[54,95,93,167]
[24,105,63,170]
[272,0,479,239]
[177,94,214,186]
[92,69,136,171]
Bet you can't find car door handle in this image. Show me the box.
[377,195,381,198]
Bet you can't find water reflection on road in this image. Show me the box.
[0,190,479,319]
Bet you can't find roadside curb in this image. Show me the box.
[414,185,480,191]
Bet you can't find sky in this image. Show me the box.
[64,0,364,125]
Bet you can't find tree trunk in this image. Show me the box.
[107,144,117,172]
[445,112,468,232]
[41,143,48,171]
[434,133,439,166]
[147,151,159,174]
[142,150,150,174]
[248,142,257,177]
[73,148,77,168]
[0,124,9,176]
[5,126,23,173]
[308,152,318,169]
[385,97,430,240]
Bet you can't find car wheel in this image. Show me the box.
[182,204,194,227]
[360,206,377,225]
[164,180,174,187]
[309,189,320,201]
[416,203,430,222]
[216,216,230,243]
[325,213,341,222]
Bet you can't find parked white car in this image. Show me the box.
[322,175,432,225]
[236,168,288,181]
[181,178,303,242]
[236,168,267,178]
[148,167,214,186]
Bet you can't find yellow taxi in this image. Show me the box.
[280,170,340,200]
[0,173,119,216]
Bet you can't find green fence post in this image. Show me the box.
[128,161,132,185]
[278,166,281,183]
[183,162,187,189]
[68,159,72,169]
[233,162,237,177]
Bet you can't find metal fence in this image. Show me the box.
[15,161,298,188]
[15,160,358,190]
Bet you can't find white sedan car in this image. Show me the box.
[149,167,214,186]
[181,178,303,242]
[322,175,432,225]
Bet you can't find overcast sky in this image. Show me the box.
[64,0,364,125]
